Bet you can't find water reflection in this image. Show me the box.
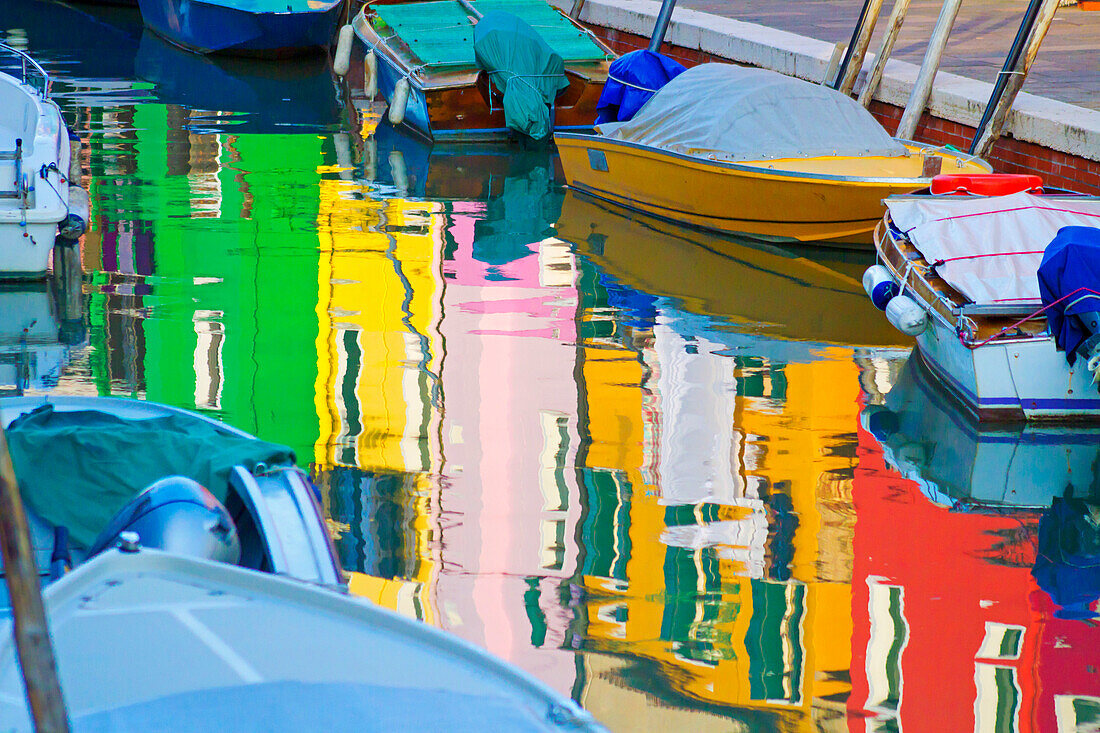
[0,246,85,396]
[865,356,1100,511]
[4,5,1099,728]
[134,30,344,134]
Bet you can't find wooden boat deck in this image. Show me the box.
[875,212,1049,344]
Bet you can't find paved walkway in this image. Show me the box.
[674,0,1100,110]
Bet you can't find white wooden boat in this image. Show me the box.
[0,549,603,730]
[867,175,1100,421]
[0,44,89,279]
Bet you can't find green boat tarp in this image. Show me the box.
[7,404,295,549]
[372,0,607,69]
[473,10,568,140]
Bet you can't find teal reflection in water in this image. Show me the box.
[6,2,1099,730]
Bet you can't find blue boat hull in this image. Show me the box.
[137,0,343,56]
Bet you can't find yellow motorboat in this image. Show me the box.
[555,64,992,245]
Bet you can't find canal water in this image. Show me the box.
[5,2,1099,730]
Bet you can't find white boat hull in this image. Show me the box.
[0,65,75,278]
[915,314,1100,421]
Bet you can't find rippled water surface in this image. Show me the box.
[5,2,1099,729]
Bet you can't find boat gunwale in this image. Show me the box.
[873,214,1051,346]
[555,132,993,185]
[169,0,343,16]
[355,2,612,87]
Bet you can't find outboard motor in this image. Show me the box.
[88,476,241,565]
[1037,226,1100,381]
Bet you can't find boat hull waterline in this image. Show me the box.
[556,133,992,245]
[137,0,344,56]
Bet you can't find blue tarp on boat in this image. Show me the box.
[1037,225,1100,365]
[595,49,685,124]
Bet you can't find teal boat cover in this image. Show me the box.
[373,0,607,69]
[7,405,295,549]
[473,10,568,140]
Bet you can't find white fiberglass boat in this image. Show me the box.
[0,44,89,279]
[0,549,603,730]
[866,174,1100,422]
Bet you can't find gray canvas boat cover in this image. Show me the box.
[886,192,1100,305]
[596,63,908,162]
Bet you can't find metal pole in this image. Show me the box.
[971,0,1061,159]
[832,0,874,89]
[858,0,913,107]
[456,0,483,21]
[968,0,1044,154]
[648,0,678,53]
[0,424,70,732]
[895,0,963,141]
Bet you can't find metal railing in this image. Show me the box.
[0,43,50,98]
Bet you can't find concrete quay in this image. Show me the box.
[555,0,1100,193]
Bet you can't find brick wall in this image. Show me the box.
[588,25,1100,195]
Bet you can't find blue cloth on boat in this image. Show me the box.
[1037,225,1100,365]
[595,49,686,124]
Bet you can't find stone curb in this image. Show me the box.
[556,0,1100,161]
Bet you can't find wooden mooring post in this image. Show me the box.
[0,423,70,732]
[858,0,914,107]
[895,0,963,140]
[838,0,887,95]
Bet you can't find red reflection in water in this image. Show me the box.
[850,409,1099,732]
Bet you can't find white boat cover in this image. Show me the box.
[886,192,1100,305]
[595,63,908,162]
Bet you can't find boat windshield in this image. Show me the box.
[597,63,908,163]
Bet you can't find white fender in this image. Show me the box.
[389,150,408,193]
[58,185,90,241]
[364,50,378,98]
[333,25,354,77]
[388,77,409,125]
[885,294,929,336]
[862,264,898,311]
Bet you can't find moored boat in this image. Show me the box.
[0,395,345,588]
[349,0,614,140]
[0,45,89,279]
[136,0,344,56]
[867,174,1100,421]
[556,64,991,245]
